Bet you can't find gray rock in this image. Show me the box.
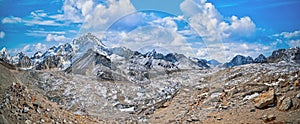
[296,93,300,99]
[23,106,29,113]
[278,97,292,111]
[262,114,276,122]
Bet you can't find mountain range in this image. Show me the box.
[1,33,299,71]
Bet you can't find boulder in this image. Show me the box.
[278,97,292,111]
[253,89,275,109]
[296,93,300,99]
[262,114,276,123]
[294,80,299,88]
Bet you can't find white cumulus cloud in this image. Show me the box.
[273,30,300,39]
[2,16,22,24]
[180,0,256,42]
[288,40,300,47]
[179,0,257,62]
[81,0,136,32]
[106,24,194,56]
[196,42,272,62]
[46,34,68,42]
[18,43,48,56]
[33,43,47,52]
[272,30,300,48]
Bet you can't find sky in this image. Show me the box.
[0,0,299,62]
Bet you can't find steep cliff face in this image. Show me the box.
[267,47,300,63]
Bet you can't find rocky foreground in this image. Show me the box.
[1,60,300,123]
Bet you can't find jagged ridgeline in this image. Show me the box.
[1,33,299,72]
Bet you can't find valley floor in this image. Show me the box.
[1,62,300,123]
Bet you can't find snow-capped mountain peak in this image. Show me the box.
[0,47,8,58]
[72,33,111,59]
[32,51,43,59]
[0,47,11,63]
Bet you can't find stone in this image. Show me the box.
[253,89,275,109]
[279,80,288,88]
[186,114,200,122]
[216,117,223,121]
[278,97,292,111]
[262,114,276,122]
[36,108,41,113]
[250,108,256,112]
[292,98,300,110]
[191,118,200,122]
[24,101,34,109]
[294,80,299,87]
[297,93,300,99]
[25,120,32,124]
[32,102,39,108]
[23,106,29,113]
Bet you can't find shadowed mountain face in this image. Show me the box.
[223,47,300,68]
[254,54,267,63]
[224,55,254,68]
[0,33,300,123]
[267,48,300,63]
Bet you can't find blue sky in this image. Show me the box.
[0,0,299,62]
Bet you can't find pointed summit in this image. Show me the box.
[1,47,7,52]
[145,49,157,57]
[0,47,10,62]
[0,47,8,56]
[254,54,267,63]
[73,33,106,52]
[72,33,111,61]
[224,55,254,67]
[73,33,107,52]
[86,32,105,47]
